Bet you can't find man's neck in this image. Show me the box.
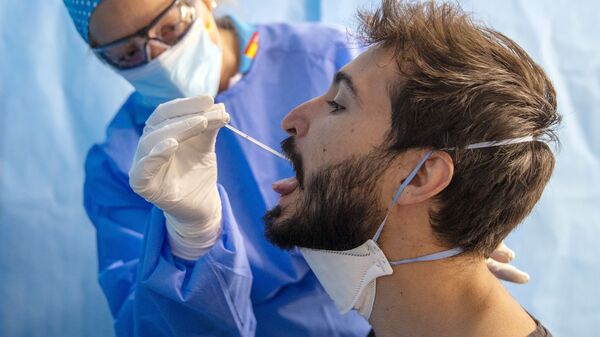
[369,256,536,337]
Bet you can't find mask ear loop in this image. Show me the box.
[370,150,465,265]
[372,150,434,242]
[389,247,464,265]
[442,135,538,151]
[371,135,543,250]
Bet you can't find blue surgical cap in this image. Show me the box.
[64,0,101,43]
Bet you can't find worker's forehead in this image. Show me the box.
[88,0,173,45]
[65,0,169,42]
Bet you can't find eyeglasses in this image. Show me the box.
[92,0,197,70]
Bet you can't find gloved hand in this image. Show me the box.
[129,96,230,260]
[487,241,530,284]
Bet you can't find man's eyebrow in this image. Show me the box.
[334,71,359,100]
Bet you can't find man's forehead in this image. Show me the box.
[340,46,398,98]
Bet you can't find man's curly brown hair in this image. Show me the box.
[357,0,560,256]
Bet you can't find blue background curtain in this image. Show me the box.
[0,0,597,336]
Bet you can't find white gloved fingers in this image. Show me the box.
[146,95,215,128]
[179,106,230,151]
[489,241,515,264]
[129,138,179,198]
[205,104,230,129]
[150,103,230,133]
[144,108,230,155]
[138,115,209,156]
[486,258,530,284]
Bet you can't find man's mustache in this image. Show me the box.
[281,136,305,188]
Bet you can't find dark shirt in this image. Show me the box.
[365,316,553,337]
[528,317,553,337]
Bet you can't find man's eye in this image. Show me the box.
[326,100,346,114]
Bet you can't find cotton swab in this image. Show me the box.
[224,124,289,161]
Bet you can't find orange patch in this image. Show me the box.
[244,32,259,59]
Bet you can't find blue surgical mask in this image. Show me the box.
[118,18,222,108]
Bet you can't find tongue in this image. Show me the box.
[272,177,299,196]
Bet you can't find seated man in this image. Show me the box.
[263,1,558,336]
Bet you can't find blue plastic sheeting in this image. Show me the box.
[0,0,597,336]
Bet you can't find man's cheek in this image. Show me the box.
[318,139,356,164]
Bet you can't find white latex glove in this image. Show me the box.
[129,96,230,260]
[487,241,530,284]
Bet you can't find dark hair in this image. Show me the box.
[357,0,560,256]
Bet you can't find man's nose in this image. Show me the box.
[281,100,315,138]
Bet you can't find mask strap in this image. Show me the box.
[372,151,433,242]
[372,134,542,243]
[442,135,540,151]
[389,247,463,265]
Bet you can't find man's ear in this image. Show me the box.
[396,151,454,205]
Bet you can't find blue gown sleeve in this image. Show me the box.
[84,145,256,337]
[84,143,150,334]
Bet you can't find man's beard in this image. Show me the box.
[264,137,390,251]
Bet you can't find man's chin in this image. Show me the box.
[263,206,298,250]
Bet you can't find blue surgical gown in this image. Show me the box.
[84,23,371,337]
